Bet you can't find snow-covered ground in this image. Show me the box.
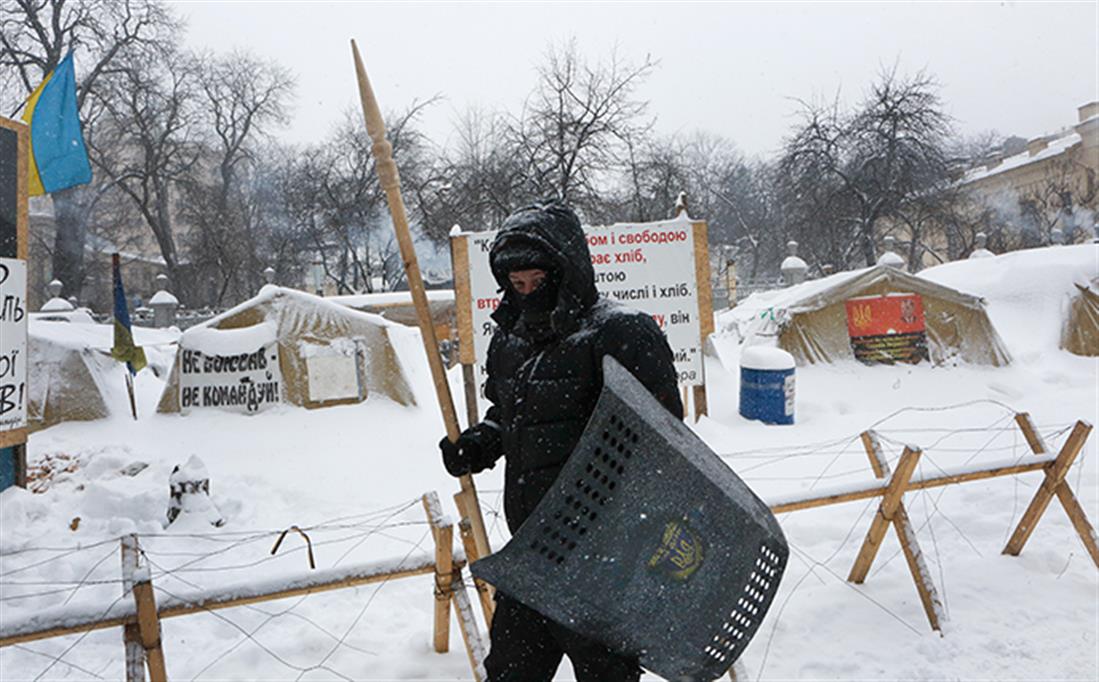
[2,245,1097,681]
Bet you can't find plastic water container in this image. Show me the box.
[739,346,796,425]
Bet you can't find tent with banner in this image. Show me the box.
[27,316,177,432]
[1062,279,1099,356]
[157,286,427,414]
[717,265,1011,367]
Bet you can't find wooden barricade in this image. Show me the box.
[1,492,488,682]
[852,435,944,633]
[1005,415,1097,566]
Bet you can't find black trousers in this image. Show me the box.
[483,593,641,682]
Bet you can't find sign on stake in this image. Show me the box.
[1005,416,1097,566]
[850,442,943,632]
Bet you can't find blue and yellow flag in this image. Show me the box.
[21,51,92,197]
[111,253,147,375]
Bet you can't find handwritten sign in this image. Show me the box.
[178,327,282,414]
[457,218,708,398]
[0,257,27,431]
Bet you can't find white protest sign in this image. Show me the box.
[457,217,709,400]
[0,257,27,431]
[179,323,282,414]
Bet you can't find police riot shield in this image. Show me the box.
[471,356,789,681]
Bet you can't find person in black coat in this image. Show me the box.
[440,200,683,682]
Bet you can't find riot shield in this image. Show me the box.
[472,356,788,681]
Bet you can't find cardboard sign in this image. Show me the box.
[0,258,27,430]
[456,218,710,399]
[179,326,282,414]
[845,293,928,364]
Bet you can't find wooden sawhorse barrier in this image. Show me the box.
[1004,414,1098,565]
[0,492,489,682]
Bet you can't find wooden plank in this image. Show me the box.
[860,430,891,478]
[1004,421,1092,556]
[1,561,443,647]
[0,427,27,450]
[848,447,921,583]
[769,458,1050,514]
[692,220,713,420]
[1015,412,1050,455]
[451,235,476,366]
[132,578,167,682]
[454,492,494,627]
[1053,483,1099,567]
[450,567,486,682]
[462,364,480,427]
[120,536,145,682]
[422,493,453,654]
[891,507,943,632]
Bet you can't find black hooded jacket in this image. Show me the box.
[479,205,683,533]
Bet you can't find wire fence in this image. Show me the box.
[1,401,1094,681]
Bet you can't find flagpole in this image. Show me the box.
[349,40,492,561]
[124,372,137,420]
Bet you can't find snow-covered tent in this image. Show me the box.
[329,290,456,339]
[27,318,177,432]
[1062,279,1099,356]
[718,265,1011,366]
[157,286,425,413]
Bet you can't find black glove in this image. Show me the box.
[439,422,500,477]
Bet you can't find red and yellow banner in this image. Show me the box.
[845,293,928,364]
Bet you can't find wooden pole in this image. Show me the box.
[120,536,145,682]
[1005,419,1096,565]
[860,430,890,478]
[131,575,167,682]
[422,493,453,653]
[124,372,138,420]
[454,492,495,626]
[349,40,491,559]
[449,566,487,682]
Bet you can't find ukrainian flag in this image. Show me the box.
[111,253,147,375]
[21,51,92,196]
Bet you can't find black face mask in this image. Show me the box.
[515,278,558,314]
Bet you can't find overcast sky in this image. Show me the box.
[171,1,1098,159]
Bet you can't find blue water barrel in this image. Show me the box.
[740,346,796,425]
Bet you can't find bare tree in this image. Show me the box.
[89,43,201,296]
[0,0,177,298]
[508,40,656,218]
[182,50,294,305]
[780,69,953,268]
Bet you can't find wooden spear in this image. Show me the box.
[349,40,492,560]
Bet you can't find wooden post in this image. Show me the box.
[462,364,480,426]
[120,535,145,682]
[691,220,714,421]
[860,430,890,478]
[1005,419,1096,566]
[454,492,494,626]
[350,40,492,561]
[449,566,487,682]
[423,493,453,653]
[129,557,167,682]
[853,442,943,632]
[424,492,486,681]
